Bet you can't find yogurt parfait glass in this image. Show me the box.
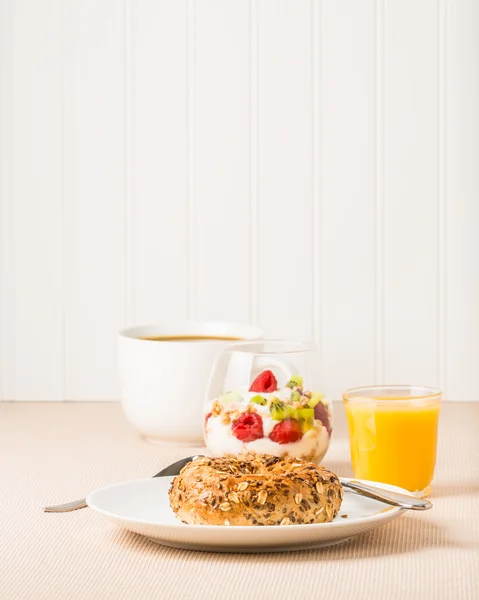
[203,340,332,464]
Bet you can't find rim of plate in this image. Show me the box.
[86,477,406,530]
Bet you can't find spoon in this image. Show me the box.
[43,455,432,513]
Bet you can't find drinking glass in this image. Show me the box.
[203,340,332,463]
[343,385,441,497]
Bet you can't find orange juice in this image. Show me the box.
[343,392,441,495]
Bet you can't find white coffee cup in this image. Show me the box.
[118,322,263,444]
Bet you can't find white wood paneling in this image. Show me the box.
[446,0,479,400]
[1,0,478,401]
[383,0,439,386]
[2,0,64,400]
[195,0,251,323]
[130,0,189,325]
[257,0,313,341]
[64,0,126,400]
[320,0,377,398]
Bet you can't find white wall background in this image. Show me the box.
[0,0,478,402]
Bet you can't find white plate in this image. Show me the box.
[87,476,407,553]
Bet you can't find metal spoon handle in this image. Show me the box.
[43,499,88,513]
[340,479,432,510]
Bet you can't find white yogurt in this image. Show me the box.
[205,412,330,462]
[246,430,319,458]
[260,415,275,436]
[205,415,243,456]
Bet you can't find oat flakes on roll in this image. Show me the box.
[168,455,343,526]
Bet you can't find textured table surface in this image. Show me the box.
[1,401,478,600]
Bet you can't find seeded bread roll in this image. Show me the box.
[168,455,343,526]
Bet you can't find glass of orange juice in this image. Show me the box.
[343,385,441,497]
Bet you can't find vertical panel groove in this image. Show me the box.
[131,0,188,326]
[0,0,12,399]
[61,0,67,400]
[187,0,197,321]
[249,0,259,326]
[64,0,126,400]
[195,0,250,321]
[124,0,133,327]
[63,0,72,398]
[257,1,314,341]
[375,0,385,384]
[383,0,439,384]
[438,0,447,393]
[10,0,16,400]
[6,0,16,400]
[311,0,322,352]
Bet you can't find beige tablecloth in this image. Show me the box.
[1,401,478,600]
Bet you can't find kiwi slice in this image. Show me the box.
[220,391,243,405]
[291,390,302,404]
[270,398,295,420]
[286,374,304,389]
[307,392,324,409]
[297,407,315,433]
[250,394,267,406]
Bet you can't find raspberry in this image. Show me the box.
[204,412,212,431]
[231,412,264,443]
[249,370,278,393]
[314,402,332,435]
[269,419,303,444]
